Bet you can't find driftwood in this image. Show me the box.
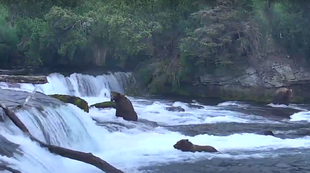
[0,75,47,84]
[90,101,116,109]
[0,103,124,173]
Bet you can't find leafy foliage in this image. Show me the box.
[0,3,19,66]
[0,0,309,92]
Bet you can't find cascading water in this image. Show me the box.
[15,72,132,97]
[1,72,310,173]
[0,72,133,173]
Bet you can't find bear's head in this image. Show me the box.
[110,91,124,102]
[173,139,193,152]
[276,87,293,98]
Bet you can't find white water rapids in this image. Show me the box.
[0,72,310,173]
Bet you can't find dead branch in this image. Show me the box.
[0,75,47,84]
[0,103,124,173]
[13,87,38,111]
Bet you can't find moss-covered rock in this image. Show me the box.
[49,94,89,112]
[90,101,116,109]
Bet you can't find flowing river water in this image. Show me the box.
[0,72,310,173]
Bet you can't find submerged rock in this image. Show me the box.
[95,118,158,132]
[0,162,21,173]
[257,130,275,136]
[90,101,116,109]
[138,118,159,127]
[188,104,204,109]
[49,94,89,113]
[165,106,185,112]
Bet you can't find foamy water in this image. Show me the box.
[0,72,310,173]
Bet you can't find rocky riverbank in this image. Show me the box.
[131,55,310,104]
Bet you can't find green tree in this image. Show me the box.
[0,3,19,67]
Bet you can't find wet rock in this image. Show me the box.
[0,162,21,173]
[165,106,185,112]
[0,135,20,157]
[96,122,129,132]
[95,119,158,132]
[5,83,20,88]
[138,118,159,127]
[275,163,290,168]
[49,94,89,112]
[188,104,204,109]
[0,88,65,108]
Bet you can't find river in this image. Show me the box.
[0,72,310,173]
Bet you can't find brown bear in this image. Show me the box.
[110,91,138,121]
[272,87,293,106]
[173,139,218,153]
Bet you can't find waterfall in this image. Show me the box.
[0,72,133,173]
[18,72,132,97]
[15,105,100,150]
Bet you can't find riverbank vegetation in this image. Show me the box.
[0,0,309,93]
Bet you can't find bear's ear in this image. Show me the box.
[185,139,189,142]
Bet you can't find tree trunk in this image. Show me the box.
[0,75,47,84]
[0,103,124,173]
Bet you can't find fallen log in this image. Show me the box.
[0,68,26,75]
[0,75,47,84]
[0,103,124,173]
[90,101,116,109]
